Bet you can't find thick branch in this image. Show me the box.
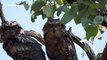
[25,30,45,45]
[0,1,8,24]
[68,28,96,60]
[101,43,107,60]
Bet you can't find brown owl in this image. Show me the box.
[0,2,46,60]
[43,19,78,60]
[0,21,46,60]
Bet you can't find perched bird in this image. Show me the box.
[0,21,46,60]
[43,19,78,60]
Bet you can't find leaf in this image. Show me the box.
[24,3,29,10]
[31,10,43,22]
[17,1,29,10]
[61,2,78,24]
[95,0,106,6]
[82,0,94,5]
[57,7,62,16]
[43,3,56,18]
[94,15,104,25]
[57,4,69,16]
[56,0,66,5]
[85,25,98,40]
[81,17,93,28]
[78,3,87,12]
[62,4,70,12]
[89,3,103,9]
[84,43,88,53]
[97,53,102,60]
[96,30,102,40]
[88,8,97,15]
[104,16,107,23]
[31,13,37,22]
[74,8,88,24]
[31,0,46,12]
[81,53,84,58]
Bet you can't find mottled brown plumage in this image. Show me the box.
[0,21,46,60]
[43,19,78,60]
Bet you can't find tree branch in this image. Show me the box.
[0,1,8,24]
[25,30,45,45]
[68,28,96,60]
[101,43,107,60]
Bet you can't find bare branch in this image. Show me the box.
[68,28,96,60]
[0,1,8,24]
[25,30,45,45]
[101,43,107,60]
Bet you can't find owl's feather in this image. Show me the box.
[43,19,78,60]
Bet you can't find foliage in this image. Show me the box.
[21,0,107,41]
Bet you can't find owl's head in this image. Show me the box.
[43,19,65,33]
[0,21,22,40]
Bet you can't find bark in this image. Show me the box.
[0,1,8,24]
[101,43,107,60]
[25,30,45,45]
[68,28,96,60]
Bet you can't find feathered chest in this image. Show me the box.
[44,30,67,45]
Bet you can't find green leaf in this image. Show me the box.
[85,25,98,40]
[61,2,78,24]
[31,0,46,12]
[82,0,94,5]
[43,3,56,18]
[104,16,107,23]
[56,0,66,5]
[57,4,69,16]
[74,8,88,24]
[62,4,70,12]
[97,53,102,60]
[78,3,87,12]
[31,13,37,22]
[95,0,106,6]
[57,7,62,16]
[31,10,43,22]
[88,8,97,15]
[89,3,103,9]
[17,1,29,10]
[24,3,29,10]
[94,15,104,25]
[81,17,93,28]
[84,43,88,53]
[96,30,102,40]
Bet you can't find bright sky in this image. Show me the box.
[0,0,107,60]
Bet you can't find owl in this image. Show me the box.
[43,19,78,60]
[0,21,46,60]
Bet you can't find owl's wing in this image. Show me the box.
[63,30,78,60]
[67,28,96,60]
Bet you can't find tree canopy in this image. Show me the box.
[20,0,107,41]
[1,0,107,60]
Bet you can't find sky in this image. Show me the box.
[0,0,107,60]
